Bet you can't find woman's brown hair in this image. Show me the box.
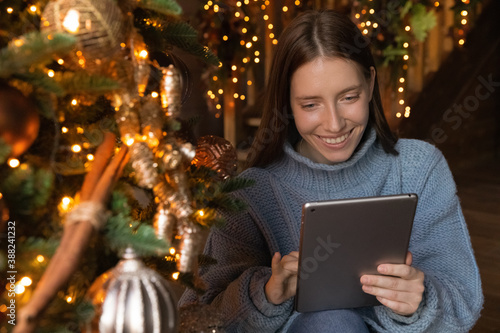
[246,10,398,168]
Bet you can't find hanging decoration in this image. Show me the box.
[84,247,178,332]
[0,83,40,157]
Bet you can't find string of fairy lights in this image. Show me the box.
[202,0,288,118]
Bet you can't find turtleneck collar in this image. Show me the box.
[266,127,386,192]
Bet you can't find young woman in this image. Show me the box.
[180,10,483,332]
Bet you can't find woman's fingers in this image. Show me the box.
[90,145,128,203]
[80,133,116,201]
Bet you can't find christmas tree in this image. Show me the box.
[0,0,252,331]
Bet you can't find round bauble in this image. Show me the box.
[84,248,178,333]
[0,83,40,157]
[193,135,237,180]
[40,0,129,73]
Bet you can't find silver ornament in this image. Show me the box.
[160,65,182,117]
[84,248,178,333]
[154,204,177,242]
[129,141,158,189]
[177,221,203,273]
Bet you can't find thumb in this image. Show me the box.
[406,251,413,266]
[271,252,282,273]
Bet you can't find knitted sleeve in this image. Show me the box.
[359,142,484,332]
[178,207,294,332]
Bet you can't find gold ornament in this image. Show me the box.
[193,135,238,180]
[84,248,178,333]
[41,0,129,73]
[0,83,40,157]
[140,97,164,149]
[115,97,141,146]
[129,141,158,189]
[160,65,182,117]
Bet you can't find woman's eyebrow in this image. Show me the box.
[294,85,363,101]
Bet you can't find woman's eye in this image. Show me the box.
[302,103,316,109]
[344,95,360,102]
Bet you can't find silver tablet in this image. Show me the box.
[295,193,418,313]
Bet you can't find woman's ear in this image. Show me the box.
[369,66,376,101]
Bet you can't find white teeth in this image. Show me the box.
[322,133,349,144]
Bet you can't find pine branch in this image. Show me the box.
[136,0,183,16]
[219,177,256,193]
[55,72,121,94]
[161,21,220,66]
[209,195,248,212]
[13,70,65,96]
[105,190,169,257]
[19,237,60,257]
[0,32,76,78]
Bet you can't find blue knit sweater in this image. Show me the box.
[180,129,484,332]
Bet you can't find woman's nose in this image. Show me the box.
[323,106,346,133]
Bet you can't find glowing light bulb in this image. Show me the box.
[15,284,25,294]
[139,50,148,59]
[37,255,45,263]
[405,26,411,31]
[263,15,269,20]
[172,272,180,280]
[71,99,77,106]
[218,89,223,94]
[254,58,260,63]
[461,19,467,25]
[8,159,20,168]
[403,42,409,48]
[62,9,80,33]
[216,104,222,109]
[169,247,176,255]
[399,77,405,83]
[30,5,37,12]
[7,7,13,14]
[48,70,55,77]
[399,99,405,105]
[231,65,237,71]
[373,23,378,28]
[458,39,465,45]
[66,296,73,303]
[151,91,159,98]
[396,112,402,118]
[403,55,409,60]
[232,78,238,83]
[461,10,468,16]
[87,154,94,161]
[240,95,246,100]
[398,87,404,92]
[71,144,81,153]
[233,93,239,98]
[223,35,228,41]
[61,127,69,133]
[20,277,32,286]
[246,42,252,48]
[247,80,252,85]
[252,36,258,42]
[282,6,288,12]
[214,4,219,12]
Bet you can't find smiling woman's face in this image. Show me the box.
[290,56,376,165]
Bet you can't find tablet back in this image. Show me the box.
[295,193,418,313]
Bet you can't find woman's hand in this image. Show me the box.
[265,251,299,305]
[360,251,425,316]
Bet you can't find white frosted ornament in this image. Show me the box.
[84,248,178,333]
